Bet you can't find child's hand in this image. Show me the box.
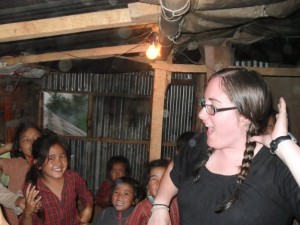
[15,196,25,210]
[77,203,93,225]
[24,183,42,217]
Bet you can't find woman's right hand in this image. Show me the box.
[147,209,171,225]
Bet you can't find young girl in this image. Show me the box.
[0,122,42,225]
[125,159,179,225]
[21,134,93,225]
[92,176,143,225]
[94,156,131,209]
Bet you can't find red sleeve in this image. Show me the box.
[94,180,112,208]
[170,197,180,225]
[125,199,151,225]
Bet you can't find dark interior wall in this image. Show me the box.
[1,74,299,142]
[265,76,300,140]
[0,79,41,142]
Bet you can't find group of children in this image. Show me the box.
[0,122,184,225]
[92,156,179,225]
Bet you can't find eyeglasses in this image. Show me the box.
[199,99,237,115]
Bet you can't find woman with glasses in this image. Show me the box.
[147,68,300,225]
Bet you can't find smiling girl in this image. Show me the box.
[21,134,93,225]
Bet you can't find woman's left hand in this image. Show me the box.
[250,97,288,148]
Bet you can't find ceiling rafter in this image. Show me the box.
[0,2,160,43]
[2,44,149,65]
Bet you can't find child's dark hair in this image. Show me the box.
[11,122,42,158]
[112,176,146,204]
[25,133,69,185]
[144,158,170,186]
[106,156,131,180]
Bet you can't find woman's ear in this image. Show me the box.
[239,115,251,129]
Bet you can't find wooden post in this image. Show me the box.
[204,45,234,80]
[149,68,171,161]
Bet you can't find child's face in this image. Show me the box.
[110,162,126,181]
[111,183,134,212]
[40,144,68,181]
[19,128,41,159]
[148,166,166,198]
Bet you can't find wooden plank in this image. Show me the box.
[150,61,300,77]
[0,8,156,43]
[151,61,207,73]
[2,44,148,65]
[128,2,160,22]
[149,68,171,161]
[230,66,300,77]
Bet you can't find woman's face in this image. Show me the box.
[111,183,134,212]
[19,127,41,160]
[198,77,247,150]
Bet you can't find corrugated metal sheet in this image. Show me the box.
[67,139,148,193]
[42,71,199,193]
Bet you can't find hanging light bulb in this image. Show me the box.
[146,42,159,60]
[146,32,160,60]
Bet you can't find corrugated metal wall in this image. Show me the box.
[42,71,198,193]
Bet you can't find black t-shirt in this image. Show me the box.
[170,133,300,225]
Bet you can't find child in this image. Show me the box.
[125,159,179,225]
[92,176,143,225]
[0,122,42,225]
[21,134,93,225]
[94,156,131,209]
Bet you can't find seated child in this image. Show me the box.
[92,176,143,225]
[21,134,93,225]
[125,159,179,225]
[94,156,131,209]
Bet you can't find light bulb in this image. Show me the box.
[146,43,159,60]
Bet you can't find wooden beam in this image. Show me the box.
[149,68,171,161]
[230,66,300,77]
[1,44,148,65]
[151,61,300,77]
[0,3,159,43]
[151,61,207,73]
[128,2,160,22]
[204,45,234,79]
